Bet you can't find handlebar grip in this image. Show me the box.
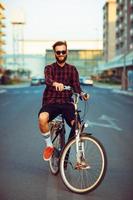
[64,86,71,90]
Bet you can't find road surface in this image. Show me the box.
[0,85,133,200]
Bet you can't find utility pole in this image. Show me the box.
[121,0,128,90]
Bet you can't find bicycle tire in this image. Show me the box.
[49,122,65,175]
[60,133,107,193]
[49,130,61,175]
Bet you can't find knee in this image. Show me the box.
[70,120,75,127]
[38,112,49,125]
[70,120,80,128]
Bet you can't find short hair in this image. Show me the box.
[52,41,67,51]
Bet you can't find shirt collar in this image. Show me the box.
[55,62,66,68]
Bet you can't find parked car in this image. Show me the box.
[79,76,93,86]
[31,77,41,86]
[31,77,45,86]
[39,78,45,85]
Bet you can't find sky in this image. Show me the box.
[2,0,106,53]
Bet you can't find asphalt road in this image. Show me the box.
[0,85,133,200]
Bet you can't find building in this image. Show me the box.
[4,40,103,77]
[0,2,5,69]
[100,0,133,90]
[116,0,133,55]
[45,49,103,77]
[103,0,117,62]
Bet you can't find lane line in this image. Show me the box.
[87,114,122,132]
[0,89,7,94]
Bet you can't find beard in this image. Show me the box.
[55,54,67,64]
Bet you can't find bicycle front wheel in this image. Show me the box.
[60,134,107,193]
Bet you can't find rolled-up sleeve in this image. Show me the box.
[44,65,54,86]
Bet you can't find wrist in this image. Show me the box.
[53,82,58,86]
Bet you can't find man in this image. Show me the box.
[38,41,89,161]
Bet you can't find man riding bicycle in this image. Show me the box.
[38,41,89,161]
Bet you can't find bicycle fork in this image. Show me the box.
[75,130,90,170]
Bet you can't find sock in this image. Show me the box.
[42,131,53,147]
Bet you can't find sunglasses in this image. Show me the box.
[55,50,67,55]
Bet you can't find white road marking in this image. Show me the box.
[6,90,41,94]
[24,90,30,94]
[0,89,7,94]
[34,90,41,93]
[88,114,122,131]
[12,91,20,94]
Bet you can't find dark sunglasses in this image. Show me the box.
[55,50,67,55]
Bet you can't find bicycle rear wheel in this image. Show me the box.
[49,122,65,175]
[60,133,107,193]
[49,130,61,175]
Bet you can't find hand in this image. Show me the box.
[53,82,64,91]
[81,92,90,101]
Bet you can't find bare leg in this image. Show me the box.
[38,112,49,134]
[38,112,54,161]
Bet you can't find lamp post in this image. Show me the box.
[12,21,25,70]
[121,0,128,90]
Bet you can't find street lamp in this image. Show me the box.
[122,0,128,90]
[11,21,25,70]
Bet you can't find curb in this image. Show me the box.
[0,83,30,89]
[0,83,133,96]
[112,89,133,96]
[95,83,133,96]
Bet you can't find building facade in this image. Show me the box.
[45,49,103,76]
[103,0,117,62]
[116,0,133,55]
[4,40,103,77]
[0,2,5,68]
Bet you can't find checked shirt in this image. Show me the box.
[42,62,82,105]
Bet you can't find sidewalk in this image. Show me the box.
[0,82,30,89]
[94,82,133,96]
[0,83,30,94]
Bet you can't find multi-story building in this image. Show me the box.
[103,0,117,62]
[101,0,133,90]
[0,2,5,68]
[116,0,133,55]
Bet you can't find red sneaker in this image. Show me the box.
[43,146,54,161]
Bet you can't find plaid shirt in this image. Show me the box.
[42,62,82,105]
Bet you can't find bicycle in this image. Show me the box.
[49,87,107,194]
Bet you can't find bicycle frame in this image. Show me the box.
[50,117,65,150]
[50,89,89,168]
[49,87,107,193]
[72,93,87,165]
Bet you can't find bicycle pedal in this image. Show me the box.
[74,162,91,170]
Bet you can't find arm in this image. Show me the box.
[45,65,64,91]
[71,66,82,94]
[71,66,90,101]
[45,65,54,86]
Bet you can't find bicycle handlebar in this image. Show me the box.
[64,86,71,90]
[64,85,89,101]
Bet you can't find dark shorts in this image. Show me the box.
[38,103,75,127]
